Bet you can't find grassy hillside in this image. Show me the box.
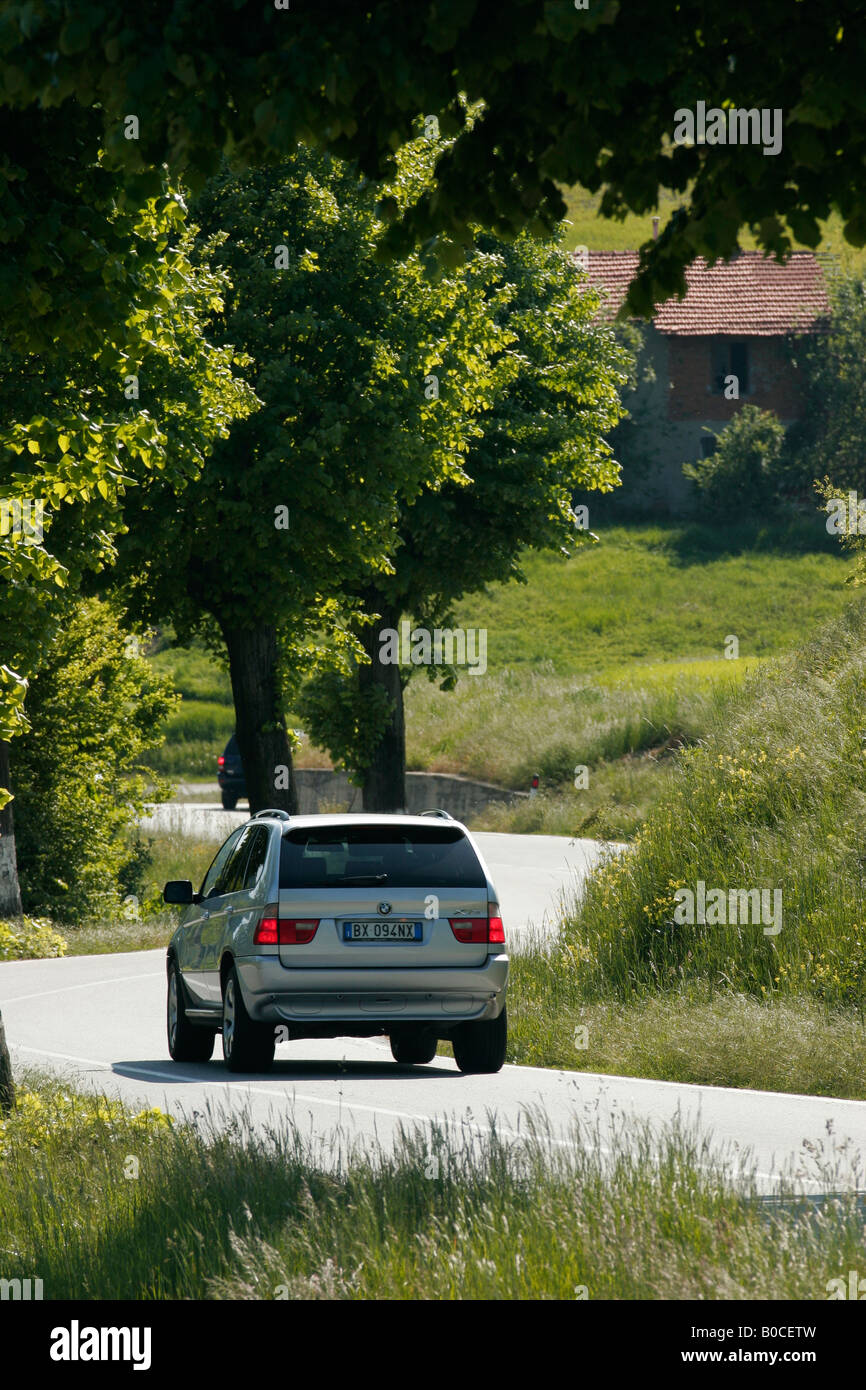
[507,596,866,1094]
[446,518,848,675]
[559,184,866,275]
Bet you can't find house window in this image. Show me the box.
[711,340,750,395]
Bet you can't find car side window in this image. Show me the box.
[242,828,270,893]
[200,828,245,900]
[215,828,255,897]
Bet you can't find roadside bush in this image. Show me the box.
[0,916,67,960]
[11,598,176,923]
[0,1086,171,1157]
[683,405,787,518]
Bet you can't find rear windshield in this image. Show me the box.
[279,825,485,889]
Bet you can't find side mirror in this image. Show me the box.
[163,880,195,905]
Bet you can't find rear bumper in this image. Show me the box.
[217,772,246,791]
[237,953,509,1024]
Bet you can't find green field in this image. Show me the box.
[559,184,866,275]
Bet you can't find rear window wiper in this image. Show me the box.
[338,874,389,885]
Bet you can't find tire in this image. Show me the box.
[389,1029,437,1066]
[222,964,275,1073]
[167,959,215,1063]
[221,790,238,810]
[452,1005,508,1075]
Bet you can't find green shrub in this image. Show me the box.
[683,405,787,518]
[0,1085,172,1157]
[0,916,67,960]
[11,598,176,923]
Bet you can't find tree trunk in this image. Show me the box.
[220,623,298,815]
[359,598,407,812]
[0,1009,14,1113]
[0,740,23,918]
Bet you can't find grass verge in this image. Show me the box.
[1,1071,863,1300]
[507,964,866,1099]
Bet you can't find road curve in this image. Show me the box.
[2,948,865,1194]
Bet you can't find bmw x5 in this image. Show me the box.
[163,811,509,1074]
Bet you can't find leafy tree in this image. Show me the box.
[11,598,175,923]
[111,142,516,812]
[4,3,866,315]
[683,405,787,519]
[299,228,629,808]
[0,164,254,910]
[787,272,866,495]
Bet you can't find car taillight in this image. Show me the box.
[448,906,505,945]
[448,918,488,943]
[254,916,278,945]
[487,915,505,944]
[217,755,225,767]
[278,919,319,944]
[254,917,319,945]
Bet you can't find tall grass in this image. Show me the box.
[407,659,743,789]
[1,1073,863,1300]
[506,961,866,1097]
[560,598,866,1009]
[148,646,233,704]
[472,754,677,840]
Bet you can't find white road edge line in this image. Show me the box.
[0,972,165,1005]
[10,1041,811,1187]
[11,1043,487,1129]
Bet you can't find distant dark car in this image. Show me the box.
[217,734,246,810]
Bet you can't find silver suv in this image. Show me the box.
[163,811,509,1074]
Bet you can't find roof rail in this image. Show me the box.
[252,808,292,821]
[421,808,454,819]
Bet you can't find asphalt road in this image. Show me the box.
[2,948,865,1194]
[139,805,622,946]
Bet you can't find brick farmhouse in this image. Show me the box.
[581,249,830,511]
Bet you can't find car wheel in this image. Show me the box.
[222,964,275,1073]
[452,1005,507,1075]
[221,790,238,810]
[167,959,215,1063]
[389,1028,437,1065]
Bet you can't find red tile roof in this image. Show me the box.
[579,250,829,335]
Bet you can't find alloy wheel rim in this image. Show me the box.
[224,977,235,1055]
[168,973,178,1049]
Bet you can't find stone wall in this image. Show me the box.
[294,769,527,819]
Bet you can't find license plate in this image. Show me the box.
[342,920,423,941]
